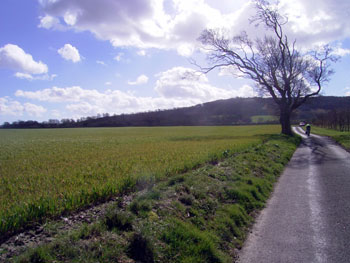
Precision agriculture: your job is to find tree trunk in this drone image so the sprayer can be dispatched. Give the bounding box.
[280,109,293,136]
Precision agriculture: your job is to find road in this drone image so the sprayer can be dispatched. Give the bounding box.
[237,127,350,263]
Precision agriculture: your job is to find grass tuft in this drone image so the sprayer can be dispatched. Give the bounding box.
[104,209,133,231]
[162,219,224,263]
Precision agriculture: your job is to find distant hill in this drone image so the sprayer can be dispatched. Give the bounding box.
[2,96,349,128]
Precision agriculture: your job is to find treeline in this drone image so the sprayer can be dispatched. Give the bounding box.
[1,96,349,129]
[1,97,279,128]
[313,109,350,131]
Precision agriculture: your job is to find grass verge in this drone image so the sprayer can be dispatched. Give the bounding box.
[12,134,300,263]
[311,126,350,151]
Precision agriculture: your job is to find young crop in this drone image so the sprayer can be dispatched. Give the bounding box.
[0,125,280,236]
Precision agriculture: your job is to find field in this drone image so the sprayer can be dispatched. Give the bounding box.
[10,129,300,263]
[0,125,280,235]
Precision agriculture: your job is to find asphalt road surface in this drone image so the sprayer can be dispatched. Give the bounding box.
[237,127,350,263]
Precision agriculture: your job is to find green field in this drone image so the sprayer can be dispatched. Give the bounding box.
[12,133,300,263]
[0,125,280,235]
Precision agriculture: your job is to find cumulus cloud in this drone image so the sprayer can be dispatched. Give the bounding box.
[0,44,48,74]
[0,97,46,117]
[23,103,47,117]
[38,15,63,30]
[274,0,350,47]
[38,0,350,55]
[37,0,243,56]
[332,46,350,57]
[155,66,256,101]
[57,44,81,62]
[14,71,255,118]
[128,74,149,85]
[15,85,188,117]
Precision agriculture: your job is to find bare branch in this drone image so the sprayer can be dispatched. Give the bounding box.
[195,0,337,135]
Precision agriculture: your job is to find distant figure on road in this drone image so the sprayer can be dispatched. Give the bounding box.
[305,124,311,136]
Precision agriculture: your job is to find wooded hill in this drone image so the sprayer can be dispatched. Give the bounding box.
[2,96,349,128]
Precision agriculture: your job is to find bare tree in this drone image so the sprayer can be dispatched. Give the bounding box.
[196,0,338,135]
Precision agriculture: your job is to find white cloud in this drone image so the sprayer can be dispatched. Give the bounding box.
[14,72,34,80]
[38,0,350,55]
[177,44,195,57]
[0,44,48,74]
[0,97,23,116]
[155,66,255,101]
[137,50,147,56]
[96,60,107,66]
[345,87,350,96]
[14,72,57,81]
[14,85,188,116]
[105,81,112,86]
[15,86,101,103]
[332,47,350,57]
[114,53,124,61]
[37,0,244,56]
[57,44,81,63]
[14,73,256,118]
[66,102,100,115]
[23,103,47,117]
[276,0,350,46]
[63,10,78,26]
[0,97,46,117]
[218,66,245,78]
[235,84,257,97]
[38,15,62,30]
[128,74,149,85]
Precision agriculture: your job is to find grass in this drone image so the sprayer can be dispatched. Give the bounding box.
[13,133,300,263]
[0,126,280,236]
[311,126,350,151]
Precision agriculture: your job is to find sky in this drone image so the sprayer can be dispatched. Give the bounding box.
[0,0,350,123]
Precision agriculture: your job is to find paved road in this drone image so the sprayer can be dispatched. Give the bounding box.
[237,127,350,263]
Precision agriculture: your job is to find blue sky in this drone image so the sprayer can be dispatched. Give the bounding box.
[1,0,349,123]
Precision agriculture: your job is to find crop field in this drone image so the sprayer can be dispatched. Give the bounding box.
[0,125,280,235]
